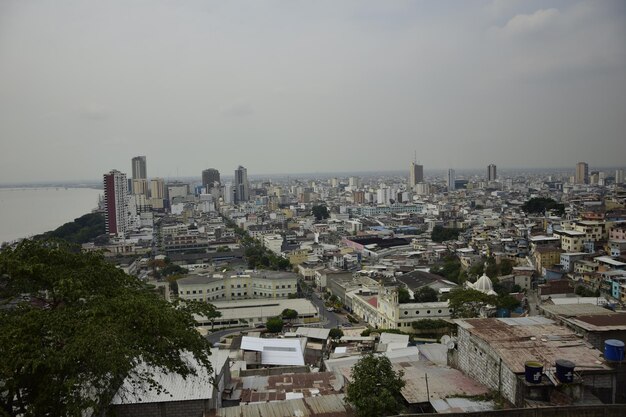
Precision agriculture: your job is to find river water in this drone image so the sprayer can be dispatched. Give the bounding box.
[0,187,103,244]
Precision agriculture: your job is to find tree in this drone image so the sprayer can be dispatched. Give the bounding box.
[36,212,105,244]
[0,240,220,417]
[521,197,565,216]
[499,259,514,276]
[329,328,344,340]
[346,354,406,417]
[495,294,521,311]
[281,308,298,320]
[431,225,462,243]
[448,288,496,318]
[413,287,439,302]
[397,287,411,304]
[266,316,284,333]
[311,205,330,221]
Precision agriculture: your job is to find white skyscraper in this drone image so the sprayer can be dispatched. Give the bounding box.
[448,169,456,191]
[103,170,130,237]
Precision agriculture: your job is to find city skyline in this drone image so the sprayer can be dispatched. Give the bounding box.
[0,1,624,183]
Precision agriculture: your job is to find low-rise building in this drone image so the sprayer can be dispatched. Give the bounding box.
[178,271,298,302]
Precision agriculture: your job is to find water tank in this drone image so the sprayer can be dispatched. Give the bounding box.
[524,361,543,384]
[555,359,575,383]
[604,339,625,362]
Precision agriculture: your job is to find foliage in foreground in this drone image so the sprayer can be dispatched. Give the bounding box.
[0,240,219,417]
[346,354,406,417]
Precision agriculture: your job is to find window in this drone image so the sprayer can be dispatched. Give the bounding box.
[404,311,408,315]
[438,309,441,313]
[192,290,196,294]
[416,311,420,315]
[427,310,431,314]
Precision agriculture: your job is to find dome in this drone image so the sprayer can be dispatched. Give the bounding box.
[474,273,497,295]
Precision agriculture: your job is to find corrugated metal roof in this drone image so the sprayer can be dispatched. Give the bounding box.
[216,394,352,417]
[431,397,495,413]
[111,349,229,404]
[240,336,305,366]
[296,327,331,340]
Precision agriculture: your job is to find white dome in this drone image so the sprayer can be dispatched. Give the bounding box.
[474,273,495,294]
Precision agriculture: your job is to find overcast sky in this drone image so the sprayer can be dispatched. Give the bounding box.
[0,0,624,182]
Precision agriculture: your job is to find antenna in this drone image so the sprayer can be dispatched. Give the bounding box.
[414,150,417,163]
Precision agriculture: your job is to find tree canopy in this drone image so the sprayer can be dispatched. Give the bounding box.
[0,240,219,417]
[311,205,330,221]
[413,287,439,302]
[397,287,411,304]
[281,308,298,320]
[346,353,406,417]
[35,212,105,244]
[448,288,495,318]
[266,316,284,333]
[431,225,462,243]
[522,197,565,216]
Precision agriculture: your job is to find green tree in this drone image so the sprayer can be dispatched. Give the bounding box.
[329,328,344,340]
[397,287,411,304]
[266,316,284,333]
[431,225,462,243]
[346,354,406,417]
[499,259,514,275]
[36,212,105,244]
[281,308,298,320]
[311,205,330,221]
[448,288,496,318]
[521,197,565,216]
[0,240,220,417]
[413,287,439,302]
[495,294,521,311]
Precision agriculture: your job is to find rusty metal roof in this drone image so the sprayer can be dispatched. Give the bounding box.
[566,313,626,331]
[216,394,352,417]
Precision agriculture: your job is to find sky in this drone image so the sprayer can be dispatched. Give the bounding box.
[0,0,624,183]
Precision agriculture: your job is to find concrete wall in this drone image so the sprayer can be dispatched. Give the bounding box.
[456,327,519,405]
[396,404,626,417]
[112,399,214,417]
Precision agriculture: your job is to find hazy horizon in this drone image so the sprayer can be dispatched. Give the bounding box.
[1,0,624,182]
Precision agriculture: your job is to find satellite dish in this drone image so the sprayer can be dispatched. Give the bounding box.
[447,341,456,350]
[441,335,451,345]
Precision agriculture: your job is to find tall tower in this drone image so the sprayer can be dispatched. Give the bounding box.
[131,156,147,180]
[575,162,589,184]
[409,162,423,189]
[202,168,221,191]
[616,169,624,185]
[448,169,456,192]
[234,166,249,204]
[488,164,497,181]
[103,170,130,237]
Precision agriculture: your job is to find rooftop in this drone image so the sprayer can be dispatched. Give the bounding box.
[455,317,611,374]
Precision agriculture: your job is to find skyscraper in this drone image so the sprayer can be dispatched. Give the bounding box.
[448,169,456,191]
[488,164,497,181]
[409,162,423,189]
[234,165,250,204]
[103,170,130,237]
[131,156,147,179]
[575,162,589,184]
[202,168,220,190]
[616,169,624,185]
[150,178,165,199]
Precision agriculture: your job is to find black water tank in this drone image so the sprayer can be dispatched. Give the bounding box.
[555,359,575,383]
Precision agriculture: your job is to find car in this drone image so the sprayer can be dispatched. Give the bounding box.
[341,322,353,327]
[255,323,266,329]
[326,307,334,312]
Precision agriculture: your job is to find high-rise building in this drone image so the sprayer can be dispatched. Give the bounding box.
[575,162,589,184]
[202,168,220,190]
[488,164,497,181]
[234,165,250,204]
[131,178,148,196]
[150,178,165,199]
[616,169,624,185]
[103,170,130,237]
[409,162,424,188]
[131,156,147,179]
[448,169,456,191]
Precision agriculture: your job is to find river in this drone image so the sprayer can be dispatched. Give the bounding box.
[0,187,103,244]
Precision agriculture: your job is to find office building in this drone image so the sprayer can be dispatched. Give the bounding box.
[131,156,147,180]
[448,169,456,191]
[131,178,148,196]
[103,170,130,237]
[234,165,250,204]
[576,162,589,184]
[202,168,220,191]
[409,162,423,188]
[488,164,497,181]
[150,178,165,199]
[616,169,624,185]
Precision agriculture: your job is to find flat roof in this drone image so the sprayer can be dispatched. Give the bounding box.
[540,303,614,317]
[594,256,626,266]
[565,313,626,332]
[240,336,305,366]
[456,318,611,373]
[216,394,352,417]
[196,298,318,322]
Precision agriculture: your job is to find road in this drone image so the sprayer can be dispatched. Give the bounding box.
[307,291,346,329]
[206,327,254,344]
